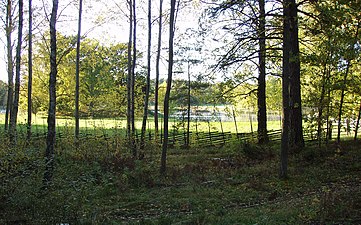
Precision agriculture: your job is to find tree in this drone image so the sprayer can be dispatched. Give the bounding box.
[75,0,83,143]
[27,0,33,143]
[0,81,7,108]
[140,0,152,150]
[288,0,304,149]
[154,0,163,142]
[280,0,292,180]
[5,0,14,131]
[257,0,268,144]
[160,0,176,175]
[43,0,58,186]
[9,0,23,145]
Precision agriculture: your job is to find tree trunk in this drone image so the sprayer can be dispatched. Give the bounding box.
[337,61,350,144]
[257,0,268,144]
[316,61,329,148]
[27,0,33,143]
[75,0,83,143]
[43,0,58,187]
[288,0,304,149]
[154,0,163,142]
[127,0,133,142]
[354,99,361,141]
[5,0,14,131]
[9,0,23,145]
[280,0,291,180]
[186,62,191,147]
[140,0,152,150]
[160,0,176,175]
[131,0,137,156]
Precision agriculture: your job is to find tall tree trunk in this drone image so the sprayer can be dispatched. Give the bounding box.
[140,0,152,150]
[131,0,137,156]
[5,0,14,131]
[75,0,83,143]
[160,0,176,175]
[27,0,33,143]
[288,0,304,149]
[257,0,268,144]
[127,0,133,142]
[43,0,58,186]
[154,0,163,142]
[280,0,291,180]
[9,0,24,145]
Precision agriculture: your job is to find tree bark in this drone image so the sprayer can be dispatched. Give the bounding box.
[257,0,268,144]
[75,0,83,143]
[140,0,152,150]
[127,0,133,142]
[280,0,291,180]
[5,0,14,131]
[27,0,33,143]
[131,0,137,156]
[288,0,304,149]
[43,0,58,186]
[154,0,163,142]
[9,0,24,145]
[160,0,176,175]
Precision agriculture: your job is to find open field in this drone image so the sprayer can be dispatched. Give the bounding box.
[0,113,282,135]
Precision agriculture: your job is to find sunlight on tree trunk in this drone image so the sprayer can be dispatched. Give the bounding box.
[75,0,83,145]
[27,0,33,144]
[43,0,58,187]
[161,0,176,176]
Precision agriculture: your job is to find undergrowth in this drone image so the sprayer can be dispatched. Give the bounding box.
[0,133,360,224]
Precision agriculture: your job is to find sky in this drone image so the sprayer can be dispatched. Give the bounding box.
[0,0,206,83]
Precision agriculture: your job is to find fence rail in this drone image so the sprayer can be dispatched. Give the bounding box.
[2,123,355,148]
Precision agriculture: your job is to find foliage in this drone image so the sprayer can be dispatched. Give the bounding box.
[0,80,7,109]
[20,33,146,118]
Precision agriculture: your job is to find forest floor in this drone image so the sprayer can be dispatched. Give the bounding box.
[0,135,360,224]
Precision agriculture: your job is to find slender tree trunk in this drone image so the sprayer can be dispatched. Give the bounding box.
[325,91,332,144]
[354,99,361,141]
[127,0,133,141]
[43,0,58,186]
[186,62,191,147]
[160,0,176,175]
[131,0,137,156]
[288,0,304,149]
[27,0,33,143]
[257,0,268,144]
[75,0,83,143]
[9,0,24,145]
[316,62,329,147]
[154,0,163,142]
[5,0,14,131]
[280,0,291,180]
[337,61,350,144]
[140,0,152,150]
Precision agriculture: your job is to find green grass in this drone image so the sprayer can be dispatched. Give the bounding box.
[0,130,360,224]
[0,113,282,135]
